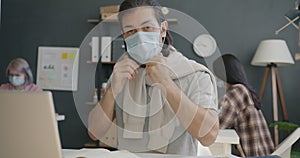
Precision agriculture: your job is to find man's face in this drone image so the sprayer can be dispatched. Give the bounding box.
[121,7,167,40]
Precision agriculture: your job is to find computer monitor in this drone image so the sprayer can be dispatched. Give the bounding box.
[0,91,63,158]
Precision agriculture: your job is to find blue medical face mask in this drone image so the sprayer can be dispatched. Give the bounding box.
[125,31,162,64]
[9,75,25,86]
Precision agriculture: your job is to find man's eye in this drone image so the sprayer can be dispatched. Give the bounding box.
[126,29,136,34]
[143,26,153,31]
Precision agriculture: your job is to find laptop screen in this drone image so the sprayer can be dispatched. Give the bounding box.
[0,91,63,158]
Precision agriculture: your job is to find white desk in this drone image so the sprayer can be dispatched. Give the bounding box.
[67,130,239,158]
[62,149,279,158]
[62,149,237,158]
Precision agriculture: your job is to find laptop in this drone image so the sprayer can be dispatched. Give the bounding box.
[0,91,63,158]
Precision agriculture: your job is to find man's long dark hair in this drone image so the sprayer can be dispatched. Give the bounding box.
[213,54,262,110]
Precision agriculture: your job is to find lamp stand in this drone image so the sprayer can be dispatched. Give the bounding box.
[258,64,289,146]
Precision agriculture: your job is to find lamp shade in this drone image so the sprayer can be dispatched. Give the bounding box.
[251,39,295,66]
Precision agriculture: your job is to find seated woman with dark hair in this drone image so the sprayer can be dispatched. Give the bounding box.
[0,58,42,91]
[213,54,274,157]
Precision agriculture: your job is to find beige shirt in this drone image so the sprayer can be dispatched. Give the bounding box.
[116,70,217,155]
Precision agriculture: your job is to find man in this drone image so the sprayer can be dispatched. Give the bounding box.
[88,0,219,155]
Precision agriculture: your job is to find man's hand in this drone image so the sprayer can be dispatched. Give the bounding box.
[146,53,172,85]
[111,54,139,95]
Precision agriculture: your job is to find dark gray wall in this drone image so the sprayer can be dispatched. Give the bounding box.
[1,0,299,150]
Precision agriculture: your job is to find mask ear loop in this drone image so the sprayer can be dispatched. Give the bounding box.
[160,23,169,57]
[159,23,167,47]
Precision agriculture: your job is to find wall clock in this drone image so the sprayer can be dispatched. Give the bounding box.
[193,34,217,57]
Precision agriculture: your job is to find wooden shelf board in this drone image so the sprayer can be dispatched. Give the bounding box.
[87,19,100,23]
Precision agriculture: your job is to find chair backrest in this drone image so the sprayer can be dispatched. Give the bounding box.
[271,128,300,158]
[197,141,212,156]
[208,129,240,156]
[197,129,240,156]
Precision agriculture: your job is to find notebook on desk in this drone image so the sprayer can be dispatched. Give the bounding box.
[0,91,63,158]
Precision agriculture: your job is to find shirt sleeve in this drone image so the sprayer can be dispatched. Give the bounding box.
[178,71,217,110]
[218,96,237,129]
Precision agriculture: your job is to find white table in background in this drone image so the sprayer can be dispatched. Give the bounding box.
[56,113,65,121]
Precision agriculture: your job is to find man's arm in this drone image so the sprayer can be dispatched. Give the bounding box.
[88,55,139,140]
[162,79,219,146]
[88,86,116,140]
[146,54,219,146]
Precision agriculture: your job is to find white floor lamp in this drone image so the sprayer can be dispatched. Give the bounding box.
[251,39,294,146]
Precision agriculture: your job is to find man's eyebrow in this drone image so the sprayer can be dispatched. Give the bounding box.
[140,20,154,26]
[122,20,156,29]
[123,24,134,29]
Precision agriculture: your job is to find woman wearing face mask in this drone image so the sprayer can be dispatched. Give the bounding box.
[0,58,42,91]
[88,0,219,155]
[213,54,274,157]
